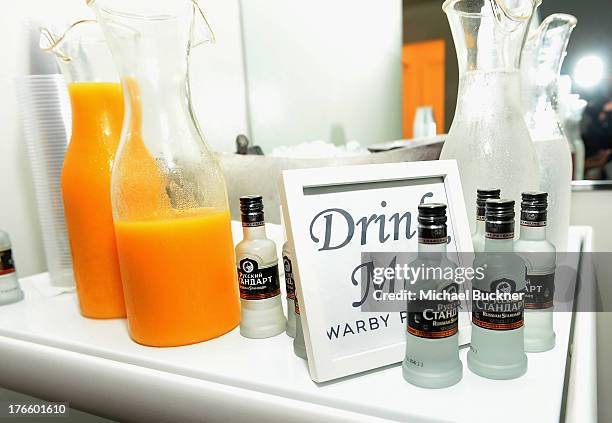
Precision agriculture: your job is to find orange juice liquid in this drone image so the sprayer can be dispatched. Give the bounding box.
[62,82,126,318]
[114,208,240,347]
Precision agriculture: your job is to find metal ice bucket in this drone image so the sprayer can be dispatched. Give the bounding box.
[218,136,444,223]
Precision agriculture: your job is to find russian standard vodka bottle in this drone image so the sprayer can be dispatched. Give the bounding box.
[515,192,556,352]
[403,204,462,388]
[0,230,24,306]
[236,196,286,338]
[293,296,307,359]
[472,188,501,253]
[282,241,297,338]
[468,199,527,379]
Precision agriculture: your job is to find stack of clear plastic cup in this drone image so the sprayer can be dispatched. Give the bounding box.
[15,74,75,288]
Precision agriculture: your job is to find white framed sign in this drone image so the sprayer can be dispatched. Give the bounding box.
[280,160,473,382]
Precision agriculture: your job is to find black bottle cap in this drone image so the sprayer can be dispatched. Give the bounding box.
[240,195,265,226]
[485,198,515,239]
[476,188,501,219]
[418,203,447,244]
[477,188,501,200]
[521,191,548,226]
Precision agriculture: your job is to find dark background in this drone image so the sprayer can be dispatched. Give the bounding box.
[403,0,612,132]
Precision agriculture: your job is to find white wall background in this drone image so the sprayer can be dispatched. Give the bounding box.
[0,1,87,278]
[240,0,403,153]
[1,0,404,276]
[190,0,250,153]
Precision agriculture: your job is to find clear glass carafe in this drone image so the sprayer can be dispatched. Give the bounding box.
[562,95,587,180]
[440,0,541,233]
[87,0,240,346]
[40,21,126,318]
[521,14,577,252]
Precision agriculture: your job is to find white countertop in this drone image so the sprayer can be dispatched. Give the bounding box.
[0,226,597,423]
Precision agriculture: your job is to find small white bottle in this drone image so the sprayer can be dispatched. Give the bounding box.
[468,199,528,380]
[282,241,297,338]
[236,196,286,339]
[293,295,307,360]
[515,192,556,352]
[472,188,501,253]
[402,203,462,388]
[0,230,25,306]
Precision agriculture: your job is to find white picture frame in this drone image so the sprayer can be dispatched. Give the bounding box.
[280,160,473,382]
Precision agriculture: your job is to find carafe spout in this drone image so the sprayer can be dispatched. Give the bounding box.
[521,14,577,140]
[191,0,215,46]
[489,0,541,32]
[86,0,214,48]
[39,20,95,63]
[39,20,119,83]
[525,14,577,82]
[443,0,541,72]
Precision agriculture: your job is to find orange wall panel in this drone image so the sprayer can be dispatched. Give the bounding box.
[402,39,445,138]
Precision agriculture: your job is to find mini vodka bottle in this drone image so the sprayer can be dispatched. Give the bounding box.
[236,196,286,338]
[468,199,527,379]
[515,192,556,352]
[282,241,297,338]
[472,188,501,253]
[293,295,307,359]
[402,203,462,388]
[0,230,25,306]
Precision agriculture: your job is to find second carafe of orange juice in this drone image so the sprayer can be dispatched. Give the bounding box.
[90,0,240,346]
[40,22,126,318]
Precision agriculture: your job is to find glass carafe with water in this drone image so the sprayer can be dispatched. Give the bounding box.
[563,94,587,180]
[521,14,577,252]
[440,0,541,233]
[87,0,240,346]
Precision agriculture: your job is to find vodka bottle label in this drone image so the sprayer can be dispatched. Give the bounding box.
[472,278,525,330]
[0,249,15,276]
[294,296,300,315]
[237,258,281,300]
[418,223,447,244]
[409,203,458,338]
[485,222,514,239]
[519,191,555,310]
[283,255,296,300]
[241,215,265,227]
[520,218,547,227]
[525,272,555,309]
[407,283,459,338]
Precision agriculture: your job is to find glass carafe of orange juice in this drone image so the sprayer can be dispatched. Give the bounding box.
[88,0,240,346]
[40,22,126,318]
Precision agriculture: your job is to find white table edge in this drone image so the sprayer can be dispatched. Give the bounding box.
[0,226,598,423]
[0,334,398,423]
[564,226,598,423]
